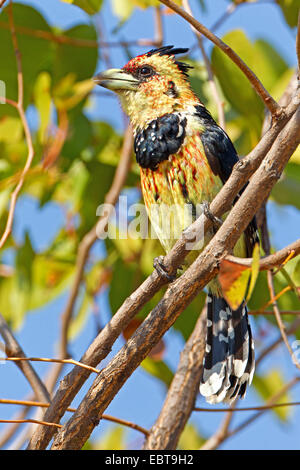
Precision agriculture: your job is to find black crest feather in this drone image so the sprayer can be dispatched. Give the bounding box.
[146,45,192,77]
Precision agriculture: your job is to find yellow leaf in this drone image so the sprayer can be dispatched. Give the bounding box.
[218,258,251,310]
[246,243,260,302]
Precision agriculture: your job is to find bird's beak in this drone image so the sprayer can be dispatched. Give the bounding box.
[93,68,139,92]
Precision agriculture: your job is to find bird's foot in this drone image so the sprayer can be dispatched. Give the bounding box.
[153,256,176,282]
[202,202,223,231]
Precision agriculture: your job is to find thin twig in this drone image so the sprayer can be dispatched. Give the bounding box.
[249,310,300,316]
[0,399,149,436]
[0,21,160,49]
[194,402,300,412]
[158,0,282,118]
[0,419,62,429]
[2,357,100,374]
[182,0,225,129]
[0,2,35,250]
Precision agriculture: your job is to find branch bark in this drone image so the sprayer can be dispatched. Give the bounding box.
[143,307,207,450]
[49,105,300,450]
[26,87,299,449]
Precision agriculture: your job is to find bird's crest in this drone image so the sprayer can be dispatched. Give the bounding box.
[145,45,192,77]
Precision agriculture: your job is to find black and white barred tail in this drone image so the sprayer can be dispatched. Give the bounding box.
[200,293,255,404]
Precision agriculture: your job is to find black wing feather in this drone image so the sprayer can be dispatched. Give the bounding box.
[195,104,259,256]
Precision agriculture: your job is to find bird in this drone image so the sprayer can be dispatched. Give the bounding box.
[93,45,258,404]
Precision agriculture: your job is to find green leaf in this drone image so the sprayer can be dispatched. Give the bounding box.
[60,0,103,15]
[178,423,205,450]
[62,113,93,164]
[111,0,134,20]
[29,255,75,311]
[277,0,300,27]
[141,357,174,388]
[271,161,300,210]
[0,188,11,219]
[173,292,206,341]
[0,117,23,143]
[253,39,288,91]
[110,0,161,20]
[246,243,260,302]
[292,258,300,286]
[109,257,139,314]
[95,426,126,450]
[79,160,116,235]
[252,369,292,421]
[211,30,264,133]
[68,291,92,339]
[33,72,52,144]
[0,232,35,327]
[16,232,35,291]
[0,4,53,115]
[211,32,289,140]
[247,270,270,311]
[53,24,98,85]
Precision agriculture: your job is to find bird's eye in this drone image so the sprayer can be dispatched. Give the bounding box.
[138,66,154,78]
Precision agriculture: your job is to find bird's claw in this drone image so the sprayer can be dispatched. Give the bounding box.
[202,202,223,230]
[153,256,176,282]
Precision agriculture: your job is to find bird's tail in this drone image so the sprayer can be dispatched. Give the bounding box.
[200,293,255,404]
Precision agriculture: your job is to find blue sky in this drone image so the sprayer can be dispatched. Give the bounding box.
[0,0,299,450]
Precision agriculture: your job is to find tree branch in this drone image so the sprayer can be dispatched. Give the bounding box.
[49,105,300,450]
[225,238,300,270]
[0,399,149,437]
[143,307,207,450]
[158,0,282,118]
[27,87,299,449]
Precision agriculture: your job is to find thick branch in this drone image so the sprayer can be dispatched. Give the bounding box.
[49,106,300,450]
[143,308,207,450]
[27,91,299,450]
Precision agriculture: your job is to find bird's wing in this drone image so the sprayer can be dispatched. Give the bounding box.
[195,104,259,256]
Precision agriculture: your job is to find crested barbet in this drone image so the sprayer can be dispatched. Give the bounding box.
[94,46,258,404]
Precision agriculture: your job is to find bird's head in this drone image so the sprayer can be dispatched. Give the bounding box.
[94,46,198,129]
